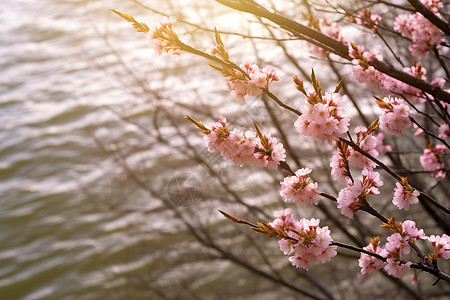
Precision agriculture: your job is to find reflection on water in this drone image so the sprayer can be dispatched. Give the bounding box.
[0,0,170,299]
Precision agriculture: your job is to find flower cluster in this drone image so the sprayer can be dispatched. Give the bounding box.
[330,125,380,182]
[270,209,337,270]
[376,96,412,136]
[146,16,181,56]
[348,44,445,100]
[192,115,286,169]
[359,237,388,274]
[294,91,350,144]
[348,43,389,93]
[383,220,426,277]
[337,170,383,218]
[305,15,344,58]
[439,124,450,139]
[360,220,427,278]
[420,144,446,178]
[393,0,444,56]
[280,168,319,207]
[386,61,444,104]
[349,126,379,170]
[330,143,350,181]
[428,234,450,260]
[347,9,382,32]
[224,61,280,103]
[392,178,420,210]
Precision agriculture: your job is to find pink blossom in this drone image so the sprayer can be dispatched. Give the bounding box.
[253,133,286,169]
[402,220,426,240]
[351,64,388,93]
[348,126,379,170]
[204,115,230,152]
[330,147,349,182]
[431,77,445,88]
[220,129,256,165]
[224,79,247,103]
[146,16,181,56]
[202,116,285,169]
[337,170,383,218]
[224,61,280,103]
[394,0,444,57]
[307,18,344,58]
[337,183,364,219]
[270,208,297,231]
[280,168,319,206]
[420,144,446,173]
[386,233,410,255]
[270,211,338,270]
[384,259,411,278]
[390,62,428,103]
[270,211,338,269]
[359,239,388,274]
[428,234,450,259]
[392,182,420,210]
[385,62,446,104]
[438,124,450,139]
[287,218,337,270]
[295,92,350,144]
[357,11,382,32]
[348,9,382,33]
[414,128,425,136]
[378,96,412,136]
[348,44,389,93]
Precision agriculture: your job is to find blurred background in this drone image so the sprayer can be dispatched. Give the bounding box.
[0,0,448,299]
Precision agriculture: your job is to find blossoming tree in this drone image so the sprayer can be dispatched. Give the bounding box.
[110,0,449,298]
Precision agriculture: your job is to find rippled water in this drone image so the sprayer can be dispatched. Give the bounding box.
[0,1,168,298]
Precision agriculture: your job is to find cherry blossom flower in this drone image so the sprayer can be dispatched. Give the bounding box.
[384,259,412,278]
[337,170,383,218]
[146,16,181,56]
[386,233,410,255]
[394,0,444,57]
[270,208,297,231]
[270,210,337,270]
[220,129,256,165]
[414,125,425,136]
[348,9,382,32]
[347,126,379,171]
[438,124,450,139]
[280,168,319,206]
[377,96,412,136]
[295,92,350,144]
[305,15,344,58]
[428,234,450,260]
[224,61,280,103]
[348,44,389,93]
[402,220,426,241]
[383,62,446,103]
[192,116,285,169]
[330,146,349,182]
[392,181,420,210]
[420,144,446,173]
[359,237,388,274]
[253,133,286,169]
[203,115,230,152]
